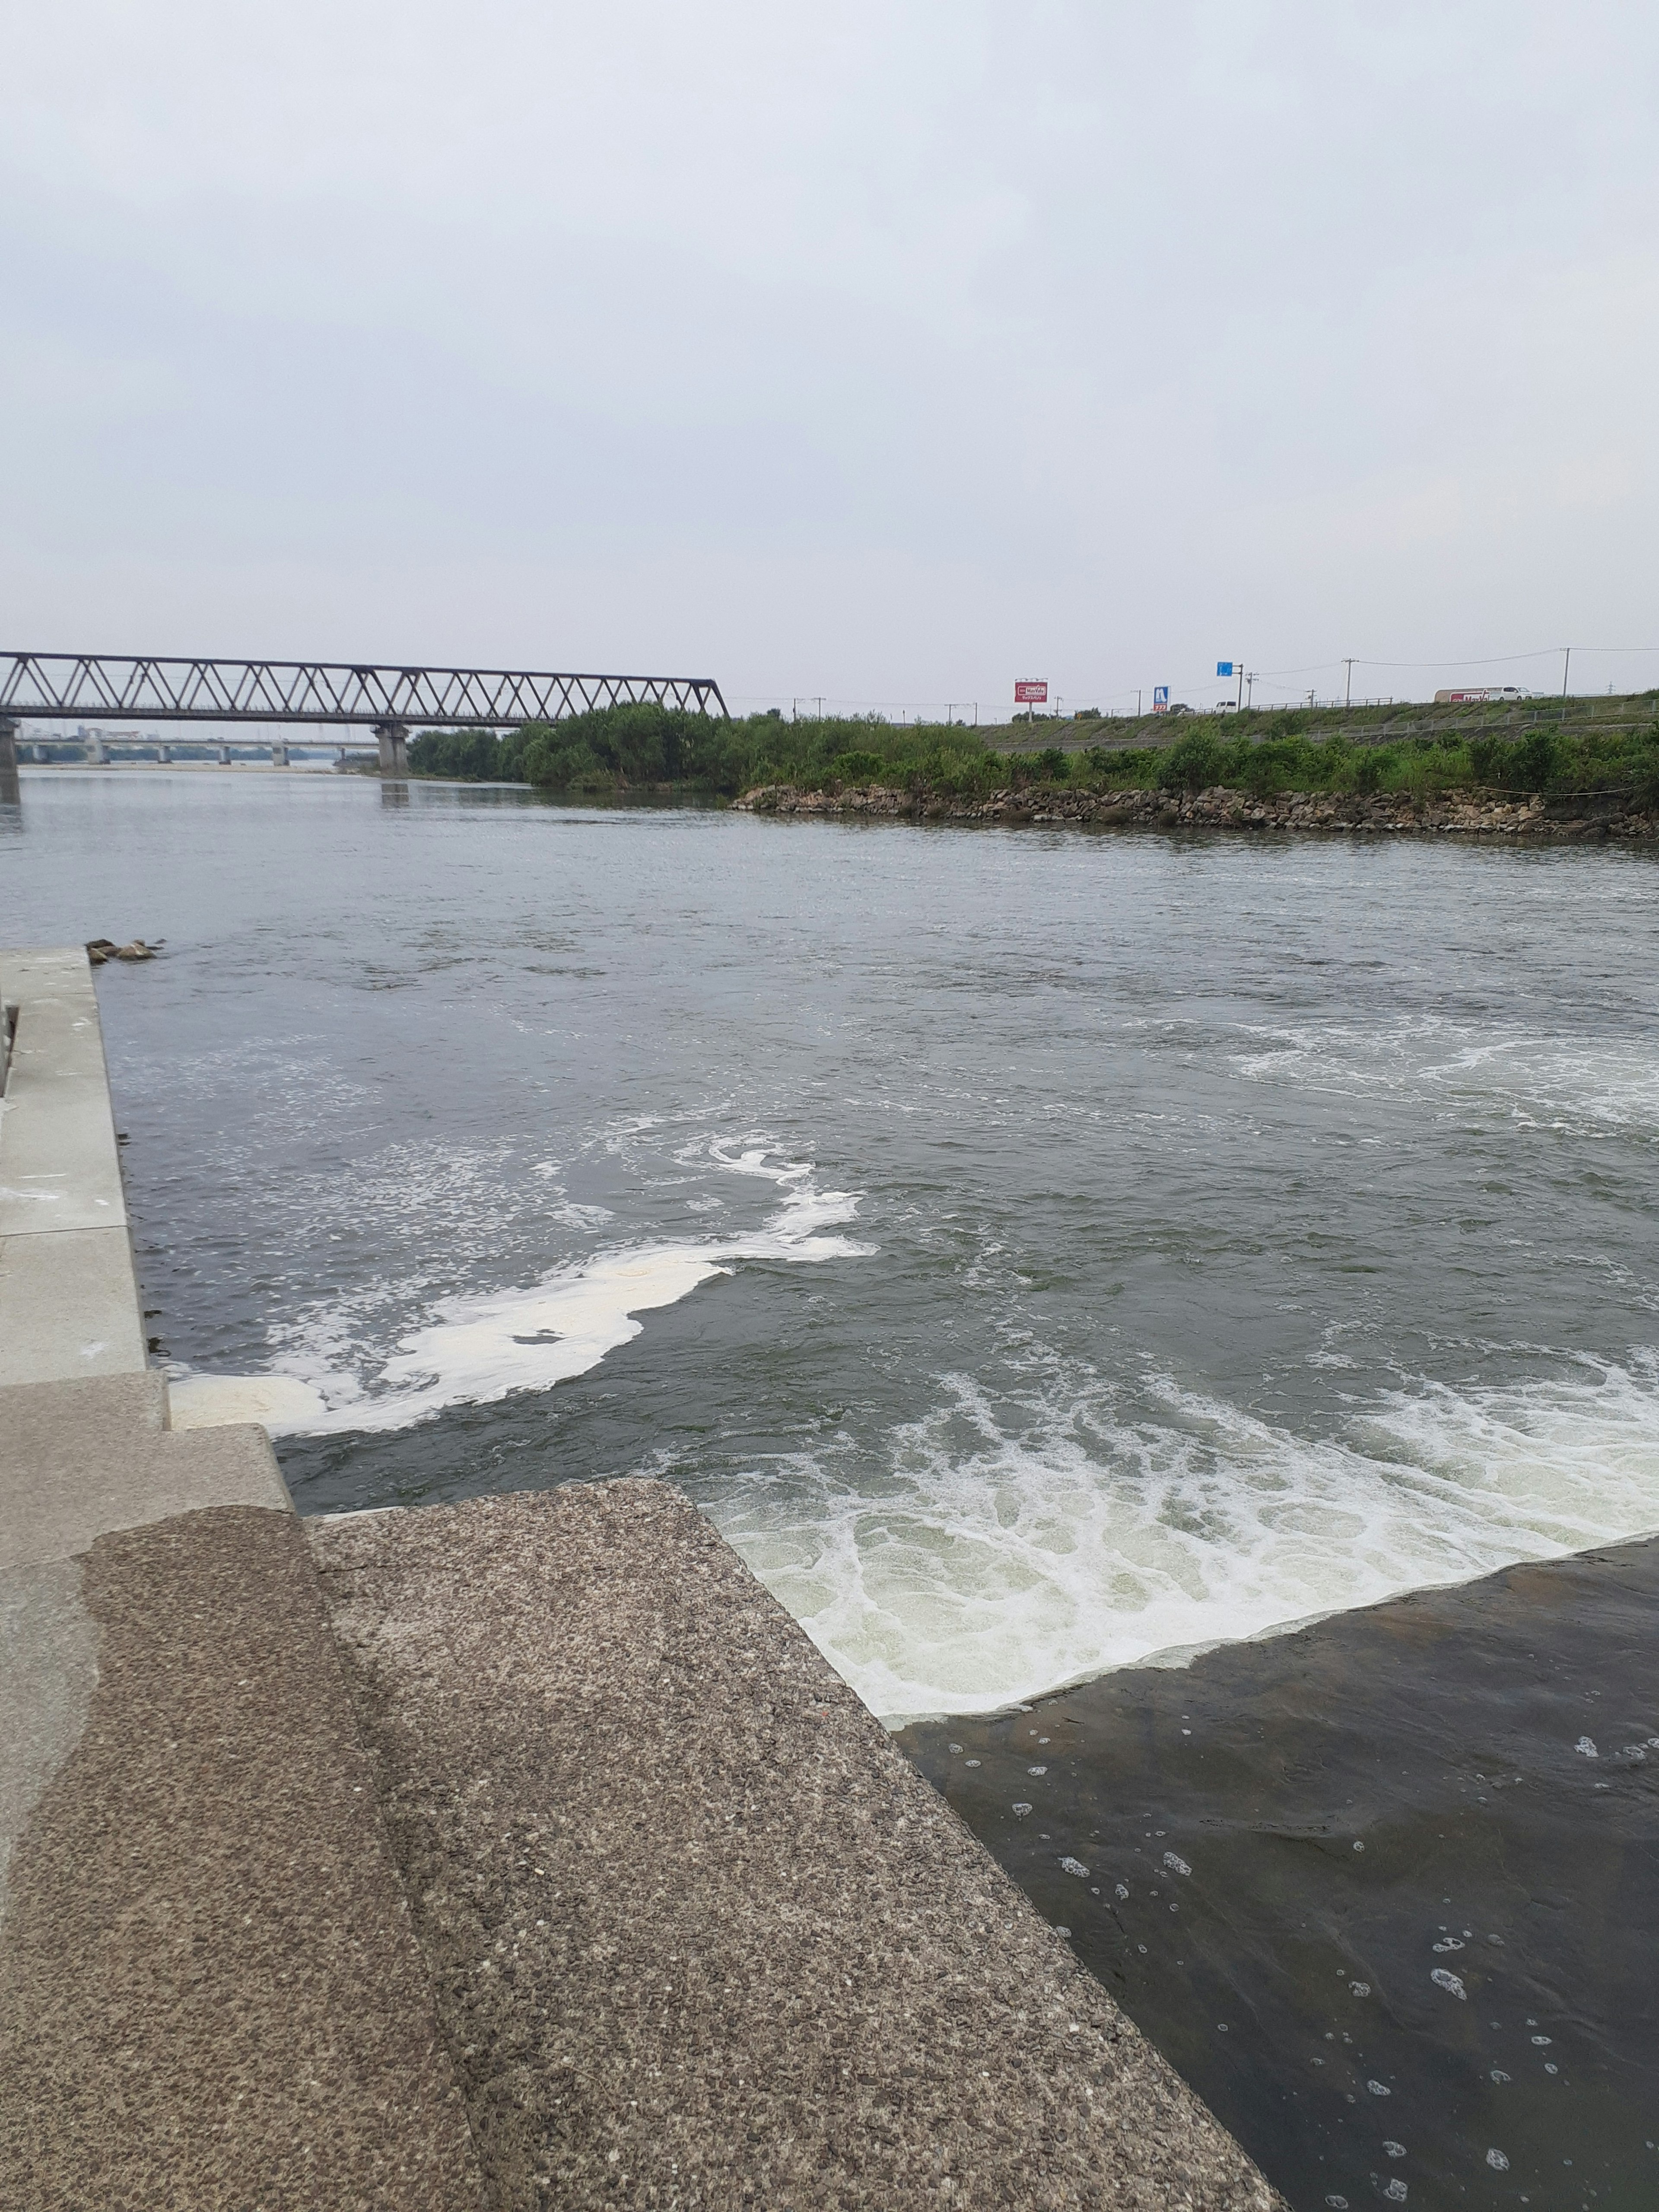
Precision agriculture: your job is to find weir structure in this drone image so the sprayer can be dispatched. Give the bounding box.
[0,650,730,790]
[0,947,1279,2212]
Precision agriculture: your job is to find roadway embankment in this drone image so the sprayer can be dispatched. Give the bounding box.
[0,945,1281,2210]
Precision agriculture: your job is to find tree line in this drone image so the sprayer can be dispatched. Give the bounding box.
[406,700,1659,805]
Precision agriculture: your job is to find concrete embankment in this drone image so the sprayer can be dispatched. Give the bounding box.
[0,947,1281,2209]
[737,782,1659,840]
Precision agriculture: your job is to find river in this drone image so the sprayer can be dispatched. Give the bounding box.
[4,767,1656,2206]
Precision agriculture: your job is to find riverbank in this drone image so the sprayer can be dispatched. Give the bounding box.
[735,780,1659,840]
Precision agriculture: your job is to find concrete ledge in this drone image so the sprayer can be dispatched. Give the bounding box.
[0,1373,292,1572]
[0,949,130,1234]
[0,1507,483,2209]
[0,1228,147,1387]
[0,947,146,1391]
[311,1482,1280,2211]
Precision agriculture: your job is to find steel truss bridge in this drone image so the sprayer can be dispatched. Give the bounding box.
[0,651,728,779]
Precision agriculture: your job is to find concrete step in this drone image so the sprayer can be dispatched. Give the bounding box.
[0,1378,483,2210]
[309,1480,1281,2211]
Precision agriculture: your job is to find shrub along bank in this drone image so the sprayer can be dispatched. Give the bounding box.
[406,700,1659,807]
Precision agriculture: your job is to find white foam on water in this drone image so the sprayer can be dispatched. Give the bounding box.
[190,1145,873,1435]
[1231,1017,1659,1140]
[710,1351,1659,1725]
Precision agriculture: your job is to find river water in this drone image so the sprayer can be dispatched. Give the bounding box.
[5,769,1657,2206]
[4,770,1656,1719]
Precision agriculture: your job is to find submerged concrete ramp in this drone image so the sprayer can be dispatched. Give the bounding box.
[311,1481,1279,2211]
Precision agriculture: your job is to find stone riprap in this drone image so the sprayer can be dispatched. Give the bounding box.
[309,1481,1281,2212]
[736,782,1659,840]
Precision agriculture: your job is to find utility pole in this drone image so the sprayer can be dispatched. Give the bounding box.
[1245,671,1257,709]
[1561,646,1571,698]
[1343,658,1354,709]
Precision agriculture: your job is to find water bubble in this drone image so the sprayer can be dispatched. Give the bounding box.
[1115,1883,1129,1900]
[1491,2069,1510,2084]
[1432,1938,1465,1953]
[1382,2141,1406,2158]
[1353,1841,1365,1851]
[1028,1765,1047,1777]
[1012,1803,1033,1818]
[1367,2081,1392,2097]
[1325,2197,1349,2209]
[964,1759,981,1768]
[1163,1851,1192,1878]
[1383,2183,1407,2203]
[1575,1737,1599,1758]
[1055,1925,1071,1938]
[948,1743,963,1754]
[1060,1857,1089,1878]
[1216,2022,1229,2033]
[1545,2063,1557,2074]
[1486,2148,1510,2171]
[1350,1982,1371,1997]
[1431,1969,1466,2000]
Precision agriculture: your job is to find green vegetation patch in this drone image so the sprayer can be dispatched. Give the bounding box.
[407,702,1659,807]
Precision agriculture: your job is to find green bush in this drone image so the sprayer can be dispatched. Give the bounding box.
[407,728,525,780]
[1158,731,1225,792]
[833,749,886,785]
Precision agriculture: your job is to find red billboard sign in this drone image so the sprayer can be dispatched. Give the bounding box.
[1014,679,1048,704]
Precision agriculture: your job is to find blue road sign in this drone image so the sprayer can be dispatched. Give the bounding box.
[1216,661,1234,677]
[1153,686,1170,710]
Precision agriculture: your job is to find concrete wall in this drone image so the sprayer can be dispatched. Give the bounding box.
[0,949,147,1389]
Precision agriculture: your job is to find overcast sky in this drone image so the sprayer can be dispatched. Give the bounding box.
[5,1,1657,714]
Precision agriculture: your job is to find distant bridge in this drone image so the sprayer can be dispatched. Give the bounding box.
[0,651,729,781]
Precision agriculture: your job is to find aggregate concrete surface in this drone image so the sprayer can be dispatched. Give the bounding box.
[0,1506,483,2212]
[0,1371,290,1571]
[309,1481,1281,2212]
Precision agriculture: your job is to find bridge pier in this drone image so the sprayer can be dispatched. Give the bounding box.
[157,744,172,765]
[270,741,289,769]
[0,717,18,805]
[217,744,232,766]
[374,720,410,777]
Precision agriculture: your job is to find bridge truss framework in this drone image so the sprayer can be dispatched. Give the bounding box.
[0,652,728,731]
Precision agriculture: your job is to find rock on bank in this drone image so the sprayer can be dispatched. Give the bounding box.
[735,783,1659,839]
